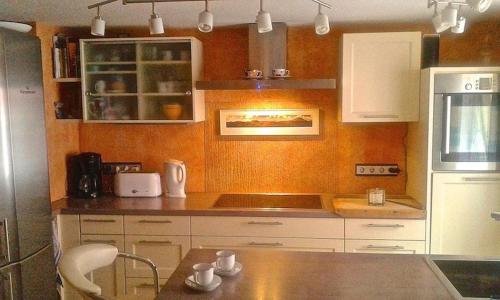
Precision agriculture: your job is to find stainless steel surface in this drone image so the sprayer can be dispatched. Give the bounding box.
[82,239,117,244]
[249,23,287,78]
[138,220,172,224]
[196,78,336,90]
[117,252,160,295]
[247,221,283,225]
[434,73,499,94]
[247,242,283,247]
[361,114,399,119]
[426,255,500,300]
[137,240,173,245]
[365,223,404,228]
[82,219,116,223]
[362,245,405,251]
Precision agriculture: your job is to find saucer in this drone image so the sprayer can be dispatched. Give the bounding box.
[243,76,263,80]
[211,261,243,277]
[271,75,292,79]
[185,274,222,292]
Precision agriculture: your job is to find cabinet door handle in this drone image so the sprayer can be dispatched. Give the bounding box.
[365,224,404,228]
[444,95,452,154]
[361,245,405,251]
[492,212,500,221]
[82,239,116,244]
[462,177,500,182]
[138,220,172,224]
[247,221,283,225]
[82,219,116,223]
[138,240,172,245]
[248,242,283,247]
[136,283,156,288]
[361,114,399,119]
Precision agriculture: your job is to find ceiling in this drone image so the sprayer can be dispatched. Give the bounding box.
[1,0,499,28]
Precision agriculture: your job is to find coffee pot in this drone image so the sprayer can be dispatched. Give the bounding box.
[164,159,186,198]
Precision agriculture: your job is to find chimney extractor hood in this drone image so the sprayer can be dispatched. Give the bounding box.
[196,22,335,91]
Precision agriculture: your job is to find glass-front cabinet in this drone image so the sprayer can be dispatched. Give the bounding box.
[80,37,204,123]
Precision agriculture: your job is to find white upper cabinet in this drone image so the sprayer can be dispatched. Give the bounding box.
[340,32,421,122]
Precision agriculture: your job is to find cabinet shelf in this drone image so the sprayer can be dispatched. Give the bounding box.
[142,92,187,97]
[87,71,137,75]
[89,93,138,97]
[139,60,190,65]
[86,61,136,65]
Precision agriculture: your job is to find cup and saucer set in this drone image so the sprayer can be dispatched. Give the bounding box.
[185,250,243,292]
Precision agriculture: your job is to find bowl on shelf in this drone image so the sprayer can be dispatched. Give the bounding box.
[162,103,183,120]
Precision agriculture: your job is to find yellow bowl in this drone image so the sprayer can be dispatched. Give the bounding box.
[162,104,183,120]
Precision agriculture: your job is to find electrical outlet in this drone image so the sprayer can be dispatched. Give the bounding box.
[355,164,400,176]
[102,162,142,175]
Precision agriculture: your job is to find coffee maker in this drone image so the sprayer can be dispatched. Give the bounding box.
[68,152,103,198]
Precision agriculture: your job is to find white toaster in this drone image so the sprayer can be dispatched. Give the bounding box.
[114,172,162,197]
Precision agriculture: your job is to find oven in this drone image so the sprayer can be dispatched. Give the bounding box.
[432,72,499,171]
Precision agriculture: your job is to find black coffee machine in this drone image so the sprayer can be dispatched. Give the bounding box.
[68,152,102,198]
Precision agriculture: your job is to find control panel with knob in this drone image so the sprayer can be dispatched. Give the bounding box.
[355,164,400,176]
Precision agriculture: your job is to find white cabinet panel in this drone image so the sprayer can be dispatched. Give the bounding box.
[124,215,190,235]
[125,235,190,278]
[345,219,425,240]
[80,215,124,235]
[191,216,344,239]
[431,173,500,256]
[341,32,421,122]
[192,236,344,253]
[345,239,425,254]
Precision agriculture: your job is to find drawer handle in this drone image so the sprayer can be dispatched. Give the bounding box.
[361,245,405,251]
[361,114,399,119]
[136,283,156,288]
[138,220,173,224]
[82,219,116,223]
[365,224,404,228]
[247,221,283,225]
[248,242,283,247]
[138,240,172,245]
[82,239,116,244]
[462,177,500,182]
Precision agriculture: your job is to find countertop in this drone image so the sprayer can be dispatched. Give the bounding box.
[158,249,453,300]
[52,193,425,219]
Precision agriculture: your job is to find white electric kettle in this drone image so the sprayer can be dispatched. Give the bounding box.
[164,159,186,198]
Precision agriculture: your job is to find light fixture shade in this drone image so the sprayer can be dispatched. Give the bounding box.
[149,14,164,35]
[315,13,330,35]
[451,16,466,33]
[467,0,492,12]
[442,4,458,27]
[256,11,272,33]
[91,16,105,36]
[198,10,213,32]
[432,13,450,33]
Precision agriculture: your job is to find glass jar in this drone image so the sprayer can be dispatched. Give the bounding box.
[367,188,385,206]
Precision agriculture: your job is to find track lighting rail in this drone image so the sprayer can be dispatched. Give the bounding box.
[427,0,470,8]
[89,0,332,9]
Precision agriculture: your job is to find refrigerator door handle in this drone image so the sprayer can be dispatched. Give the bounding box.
[492,211,500,221]
[0,219,10,265]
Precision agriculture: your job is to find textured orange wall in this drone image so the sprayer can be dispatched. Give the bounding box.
[35,23,81,202]
[74,19,499,195]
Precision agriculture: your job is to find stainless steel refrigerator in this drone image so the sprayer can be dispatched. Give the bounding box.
[0,28,58,299]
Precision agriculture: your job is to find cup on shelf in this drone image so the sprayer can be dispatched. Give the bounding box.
[245,69,263,79]
[272,68,290,77]
[110,49,121,62]
[180,50,190,61]
[158,81,176,93]
[192,263,214,286]
[216,250,235,272]
[162,103,183,120]
[162,50,174,61]
[94,80,106,93]
[93,53,104,62]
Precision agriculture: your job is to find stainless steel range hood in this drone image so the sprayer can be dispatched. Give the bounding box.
[196,23,335,91]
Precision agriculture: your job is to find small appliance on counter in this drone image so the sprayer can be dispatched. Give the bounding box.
[165,159,187,198]
[68,152,103,198]
[114,172,162,197]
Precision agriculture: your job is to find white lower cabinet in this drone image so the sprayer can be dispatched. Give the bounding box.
[126,277,168,298]
[192,236,344,252]
[345,240,425,254]
[124,235,190,279]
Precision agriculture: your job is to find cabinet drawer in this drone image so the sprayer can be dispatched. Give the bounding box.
[81,234,124,251]
[345,219,425,240]
[192,236,344,253]
[126,277,168,298]
[80,215,124,235]
[191,217,344,239]
[345,240,425,254]
[125,235,190,279]
[124,216,190,235]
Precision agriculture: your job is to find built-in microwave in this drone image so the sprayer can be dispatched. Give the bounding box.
[432,72,499,171]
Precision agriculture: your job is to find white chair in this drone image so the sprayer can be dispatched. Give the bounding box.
[58,244,160,300]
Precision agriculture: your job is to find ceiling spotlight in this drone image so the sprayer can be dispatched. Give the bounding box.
[431,5,449,33]
[467,0,492,13]
[91,6,105,36]
[256,0,272,33]
[198,0,213,32]
[442,3,458,27]
[314,4,330,35]
[149,1,164,35]
[451,16,466,33]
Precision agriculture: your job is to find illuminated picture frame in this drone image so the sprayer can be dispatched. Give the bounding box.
[219,109,320,136]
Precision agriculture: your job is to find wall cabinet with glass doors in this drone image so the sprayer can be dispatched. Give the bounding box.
[80,37,204,123]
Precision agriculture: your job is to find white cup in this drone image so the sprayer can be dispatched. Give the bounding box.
[216,250,235,271]
[193,263,214,286]
[272,69,290,77]
[162,50,173,61]
[94,80,106,93]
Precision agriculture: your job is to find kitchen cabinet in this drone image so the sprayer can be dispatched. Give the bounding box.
[126,277,168,298]
[80,214,124,234]
[340,32,421,122]
[80,37,204,123]
[345,240,425,254]
[431,173,500,256]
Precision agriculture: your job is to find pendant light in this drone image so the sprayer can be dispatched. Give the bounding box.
[256,0,272,33]
[314,4,330,35]
[432,5,449,33]
[198,0,213,32]
[442,3,458,27]
[149,1,164,35]
[451,16,466,33]
[467,0,492,13]
[91,5,106,36]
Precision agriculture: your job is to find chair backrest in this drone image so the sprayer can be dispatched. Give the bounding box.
[58,244,118,296]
